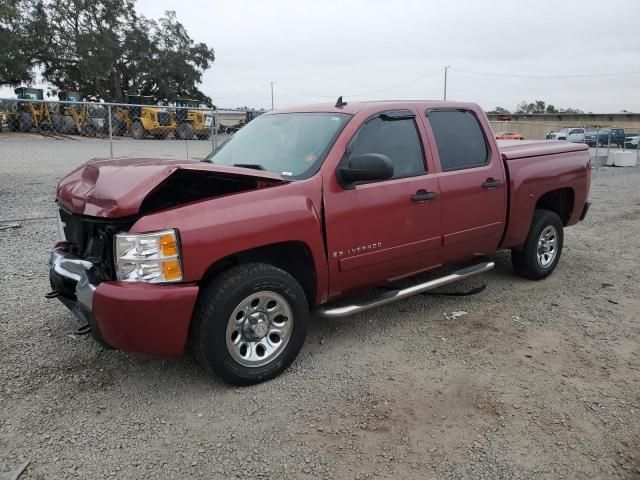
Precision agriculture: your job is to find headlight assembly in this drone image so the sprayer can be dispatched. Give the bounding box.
[114,229,183,283]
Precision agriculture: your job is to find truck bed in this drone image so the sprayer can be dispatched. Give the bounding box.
[498,139,589,160]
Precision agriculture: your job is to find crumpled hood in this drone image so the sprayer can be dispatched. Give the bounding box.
[57,157,286,218]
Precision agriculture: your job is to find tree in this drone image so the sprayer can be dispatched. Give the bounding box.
[487,106,510,114]
[558,107,584,114]
[516,100,583,115]
[9,0,215,104]
[0,0,46,85]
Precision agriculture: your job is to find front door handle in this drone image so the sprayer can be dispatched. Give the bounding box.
[411,189,437,202]
[481,178,501,189]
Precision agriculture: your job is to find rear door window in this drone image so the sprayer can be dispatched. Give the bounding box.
[427,110,489,171]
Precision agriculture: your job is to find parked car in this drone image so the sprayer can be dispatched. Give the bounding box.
[624,134,638,149]
[546,127,586,143]
[49,100,592,385]
[495,131,524,140]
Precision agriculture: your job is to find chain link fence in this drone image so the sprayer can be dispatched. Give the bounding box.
[490,120,640,166]
[1,101,638,224]
[0,97,263,222]
[0,96,263,169]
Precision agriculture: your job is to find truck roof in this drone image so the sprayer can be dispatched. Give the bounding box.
[273,100,482,116]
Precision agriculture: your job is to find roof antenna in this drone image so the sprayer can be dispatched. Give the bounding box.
[335,96,347,108]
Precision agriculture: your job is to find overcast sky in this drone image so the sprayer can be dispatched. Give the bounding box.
[4,0,638,112]
[133,0,640,112]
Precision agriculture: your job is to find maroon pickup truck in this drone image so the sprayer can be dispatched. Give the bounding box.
[49,100,591,385]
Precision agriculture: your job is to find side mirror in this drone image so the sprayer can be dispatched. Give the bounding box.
[338,153,394,185]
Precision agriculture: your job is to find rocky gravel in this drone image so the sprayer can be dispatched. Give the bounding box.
[0,139,639,479]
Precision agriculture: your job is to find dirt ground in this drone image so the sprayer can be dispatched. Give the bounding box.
[0,148,639,479]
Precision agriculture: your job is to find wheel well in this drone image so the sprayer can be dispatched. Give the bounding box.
[200,242,317,304]
[535,188,574,225]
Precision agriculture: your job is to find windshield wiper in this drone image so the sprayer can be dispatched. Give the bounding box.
[232,163,265,171]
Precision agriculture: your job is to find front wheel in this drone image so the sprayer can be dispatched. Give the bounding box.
[192,263,309,385]
[512,209,564,280]
[131,120,146,139]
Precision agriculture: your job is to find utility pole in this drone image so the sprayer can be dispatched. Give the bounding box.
[443,66,450,101]
[270,81,275,110]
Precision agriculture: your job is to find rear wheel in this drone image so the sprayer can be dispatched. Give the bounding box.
[512,209,564,280]
[196,132,210,140]
[19,111,33,132]
[192,263,309,385]
[131,120,146,139]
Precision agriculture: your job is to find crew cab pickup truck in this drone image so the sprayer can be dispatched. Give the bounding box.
[49,100,592,385]
[546,127,586,143]
[584,128,626,148]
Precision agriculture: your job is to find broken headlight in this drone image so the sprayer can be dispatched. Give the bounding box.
[114,229,183,283]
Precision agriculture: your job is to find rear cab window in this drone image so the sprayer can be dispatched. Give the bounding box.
[426,110,489,171]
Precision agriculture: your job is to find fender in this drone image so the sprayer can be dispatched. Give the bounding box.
[131,174,330,304]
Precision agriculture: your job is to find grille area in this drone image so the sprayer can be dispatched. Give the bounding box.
[59,206,136,281]
[157,111,172,126]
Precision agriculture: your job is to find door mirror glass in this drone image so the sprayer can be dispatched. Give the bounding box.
[338,153,394,184]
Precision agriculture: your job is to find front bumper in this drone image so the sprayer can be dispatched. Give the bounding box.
[49,244,199,357]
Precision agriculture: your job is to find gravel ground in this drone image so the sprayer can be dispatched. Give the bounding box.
[0,137,639,479]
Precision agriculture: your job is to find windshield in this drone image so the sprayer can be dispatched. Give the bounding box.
[20,90,43,100]
[205,112,351,179]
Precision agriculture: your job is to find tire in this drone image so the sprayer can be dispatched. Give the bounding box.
[82,122,98,137]
[192,263,309,385]
[512,209,564,280]
[131,120,145,139]
[61,116,75,134]
[177,122,194,140]
[196,132,211,141]
[7,115,17,132]
[51,113,63,133]
[19,111,33,132]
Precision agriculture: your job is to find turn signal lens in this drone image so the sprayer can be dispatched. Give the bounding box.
[162,259,182,281]
[160,234,178,257]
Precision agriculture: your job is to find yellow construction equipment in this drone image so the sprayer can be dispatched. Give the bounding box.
[173,98,213,140]
[51,91,99,136]
[111,95,176,139]
[7,87,53,132]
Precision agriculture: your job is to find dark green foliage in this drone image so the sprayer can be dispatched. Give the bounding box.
[1,0,215,104]
[516,100,583,115]
[487,106,510,114]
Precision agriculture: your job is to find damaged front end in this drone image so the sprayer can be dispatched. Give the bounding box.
[48,207,136,343]
[49,159,286,345]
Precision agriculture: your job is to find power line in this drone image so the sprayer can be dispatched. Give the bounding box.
[279,67,444,99]
[449,67,640,79]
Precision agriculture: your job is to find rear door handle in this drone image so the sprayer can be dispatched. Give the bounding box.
[481,178,501,189]
[411,190,437,202]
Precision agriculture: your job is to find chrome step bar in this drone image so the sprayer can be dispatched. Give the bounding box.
[317,261,494,318]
